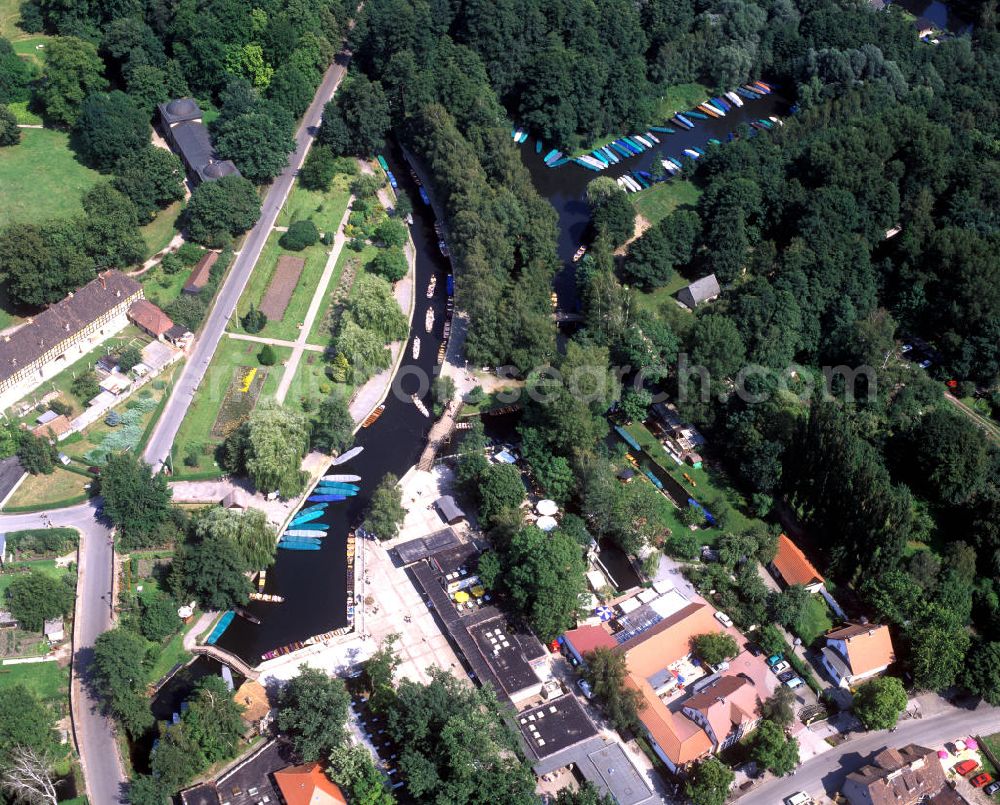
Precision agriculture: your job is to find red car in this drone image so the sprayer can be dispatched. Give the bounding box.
[954,759,979,776]
[970,772,993,788]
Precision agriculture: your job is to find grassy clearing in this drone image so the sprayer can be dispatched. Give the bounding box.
[632,179,701,226]
[173,336,290,466]
[277,175,352,234]
[654,82,713,120]
[4,468,90,509]
[145,626,192,686]
[794,595,834,646]
[0,660,69,704]
[231,231,331,342]
[0,129,102,228]
[633,273,689,316]
[8,100,42,125]
[140,258,194,312]
[140,201,183,258]
[622,420,756,533]
[0,559,68,598]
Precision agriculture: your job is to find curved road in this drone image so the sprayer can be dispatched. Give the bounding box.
[144,51,352,470]
[739,701,1000,804]
[0,502,123,804]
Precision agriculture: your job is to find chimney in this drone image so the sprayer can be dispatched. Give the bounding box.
[64,322,70,332]
[116,290,121,298]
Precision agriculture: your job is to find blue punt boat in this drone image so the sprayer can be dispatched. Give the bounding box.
[632,172,649,188]
[308,494,349,502]
[535,140,543,153]
[624,137,644,152]
[317,481,360,491]
[205,611,235,645]
[290,510,324,525]
[419,187,430,205]
[675,114,695,129]
[549,158,570,167]
[376,155,389,171]
[602,146,619,163]
[278,542,321,551]
[286,523,328,532]
[543,149,559,162]
[686,110,709,120]
[591,150,609,166]
[650,126,675,134]
[714,96,731,111]
[386,170,398,189]
[736,87,758,99]
[614,425,641,452]
[315,487,357,497]
[297,503,327,515]
[610,142,630,158]
[643,468,664,489]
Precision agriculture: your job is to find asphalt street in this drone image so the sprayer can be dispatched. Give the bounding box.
[0,502,123,804]
[738,701,1000,804]
[143,53,352,471]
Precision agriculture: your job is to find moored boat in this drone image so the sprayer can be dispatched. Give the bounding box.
[573,245,587,262]
[321,474,361,483]
[419,187,430,205]
[645,131,660,143]
[308,494,348,502]
[332,446,364,465]
[235,607,261,625]
[725,90,744,107]
[412,394,430,417]
[318,481,360,492]
[290,510,324,525]
[285,529,327,538]
[278,542,321,551]
[249,592,284,603]
[697,104,721,118]
[362,404,385,428]
[687,110,709,120]
[412,337,421,360]
[425,308,435,333]
[650,126,676,134]
[683,148,700,159]
[426,275,437,298]
[376,155,389,171]
[714,96,731,111]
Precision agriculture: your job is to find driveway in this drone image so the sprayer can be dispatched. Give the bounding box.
[737,701,1000,804]
[0,502,125,804]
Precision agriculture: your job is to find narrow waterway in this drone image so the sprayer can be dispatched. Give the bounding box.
[215,141,452,664]
[523,92,789,309]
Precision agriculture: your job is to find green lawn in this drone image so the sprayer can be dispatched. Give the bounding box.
[633,273,689,316]
[632,179,701,226]
[307,244,373,344]
[231,231,331,342]
[141,201,183,259]
[793,595,834,646]
[0,660,69,705]
[172,336,290,467]
[0,129,102,228]
[276,175,352,234]
[145,626,192,686]
[3,468,90,510]
[622,420,757,534]
[141,258,193,312]
[8,100,42,124]
[654,82,713,120]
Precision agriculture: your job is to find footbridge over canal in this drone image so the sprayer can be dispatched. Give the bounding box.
[191,644,260,680]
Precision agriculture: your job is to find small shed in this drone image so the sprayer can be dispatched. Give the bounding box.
[31,414,72,440]
[677,274,721,309]
[165,324,193,349]
[434,495,466,524]
[0,610,16,628]
[128,300,175,339]
[183,251,218,295]
[44,617,65,642]
[220,489,249,510]
[233,679,271,725]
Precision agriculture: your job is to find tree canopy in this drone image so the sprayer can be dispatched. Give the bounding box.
[277,666,351,762]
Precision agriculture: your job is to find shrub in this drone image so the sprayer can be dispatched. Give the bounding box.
[118,345,142,372]
[280,219,319,251]
[299,146,338,191]
[160,253,184,274]
[176,243,205,265]
[49,399,73,417]
[71,371,100,402]
[368,248,407,282]
[350,173,383,198]
[258,344,277,366]
[242,304,267,334]
[373,218,407,248]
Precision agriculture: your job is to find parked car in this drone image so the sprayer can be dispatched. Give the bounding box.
[714,611,734,628]
[970,773,993,788]
[771,661,791,675]
[900,344,913,353]
[577,679,594,700]
[767,653,785,667]
[919,359,932,369]
[745,642,763,657]
[778,670,797,683]
[983,780,1000,796]
[954,759,980,776]
[784,676,805,690]
[784,793,812,805]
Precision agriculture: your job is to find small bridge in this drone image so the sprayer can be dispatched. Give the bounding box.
[553,312,584,323]
[191,644,260,680]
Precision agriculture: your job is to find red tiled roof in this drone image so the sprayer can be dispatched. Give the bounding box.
[128,299,174,336]
[826,623,895,676]
[772,534,825,587]
[272,763,346,805]
[564,624,617,656]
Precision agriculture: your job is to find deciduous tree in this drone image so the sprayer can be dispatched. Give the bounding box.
[38,37,107,126]
[183,175,261,247]
[100,453,171,547]
[749,719,799,775]
[363,473,405,540]
[72,90,148,170]
[583,647,644,733]
[685,757,734,805]
[852,676,908,730]
[277,666,351,761]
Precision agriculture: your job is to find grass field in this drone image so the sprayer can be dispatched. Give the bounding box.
[173,336,290,467]
[633,273,688,315]
[8,100,42,124]
[655,82,713,120]
[231,232,331,342]
[0,129,102,228]
[0,660,69,704]
[141,201,183,258]
[145,626,192,686]
[277,176,352,234]
[632,179,701,226]
[4,468,90,509]
[793,595,834,646]
[141,257,193,311]
[307,244,373,344]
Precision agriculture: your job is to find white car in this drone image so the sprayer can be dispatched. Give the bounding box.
[784,793,812,805]
[714,611,734,628]
[771,660,791,674]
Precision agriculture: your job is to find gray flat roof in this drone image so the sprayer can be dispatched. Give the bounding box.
[532,736,656,805]
[395,527,461,564]
[516,694,598,759]
[170,120,214,171]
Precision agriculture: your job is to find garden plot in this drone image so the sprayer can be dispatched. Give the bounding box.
[260,255,305,321]
[210,365,269,438]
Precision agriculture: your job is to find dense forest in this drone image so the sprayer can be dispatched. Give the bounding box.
[350,0,1000,701]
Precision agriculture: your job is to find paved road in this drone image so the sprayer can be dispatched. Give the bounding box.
[0,503,125,804]
[143,53,352,471]
[738,701,1000,804]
